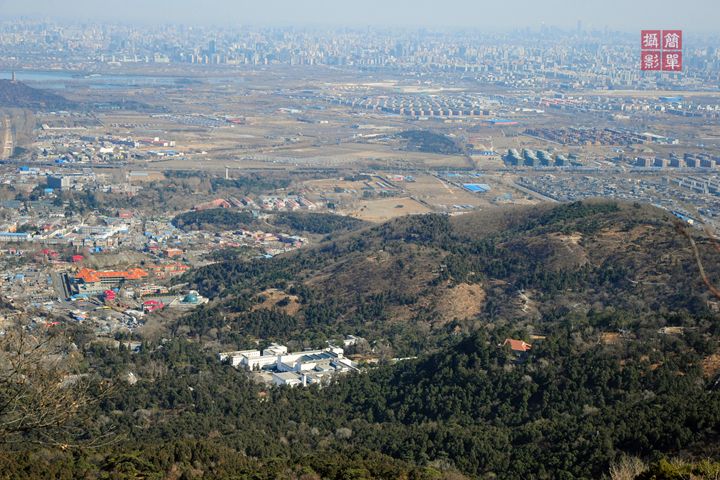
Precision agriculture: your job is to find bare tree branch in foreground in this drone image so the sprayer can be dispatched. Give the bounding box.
[0,320,118,446]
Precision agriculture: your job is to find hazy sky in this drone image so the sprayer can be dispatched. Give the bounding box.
[1,0,719,32]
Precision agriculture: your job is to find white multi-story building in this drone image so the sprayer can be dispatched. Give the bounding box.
[218,343,359,384]
[218,343,288,369]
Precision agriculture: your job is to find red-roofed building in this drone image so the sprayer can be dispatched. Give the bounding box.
[74,267,149,294]
[143,300,164,312]
[502,339,532,355]
[148,263,189,277]
[165,248,183,258]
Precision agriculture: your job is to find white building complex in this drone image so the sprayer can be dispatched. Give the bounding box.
[218,342,359,387]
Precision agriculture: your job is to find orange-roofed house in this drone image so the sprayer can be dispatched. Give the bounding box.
[502,339,532,357]
[74,267,149,294]
[149,263,190,278]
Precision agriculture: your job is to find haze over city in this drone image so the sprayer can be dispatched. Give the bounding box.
[1,0,720,31]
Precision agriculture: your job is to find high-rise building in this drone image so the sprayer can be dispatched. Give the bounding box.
[636,157,654,168]
[209,40,216,54]
[47,176,71,191]
[577,20,582,36]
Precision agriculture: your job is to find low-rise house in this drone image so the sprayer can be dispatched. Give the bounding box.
[502,338,532,357]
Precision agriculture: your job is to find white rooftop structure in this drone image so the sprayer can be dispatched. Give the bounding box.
[218,342,359,383]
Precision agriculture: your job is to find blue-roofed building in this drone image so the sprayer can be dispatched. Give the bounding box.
[464,184,492,192]
[0,201,23,209]
[0,233,31,242]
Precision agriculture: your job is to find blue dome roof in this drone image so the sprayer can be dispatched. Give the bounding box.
[183,294,198,303]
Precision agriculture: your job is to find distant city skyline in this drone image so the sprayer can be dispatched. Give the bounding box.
[0,0,719,33]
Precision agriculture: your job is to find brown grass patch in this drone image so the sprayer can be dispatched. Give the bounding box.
[703,353,720,378]
[252,289,301,316]
[435,282,486,323]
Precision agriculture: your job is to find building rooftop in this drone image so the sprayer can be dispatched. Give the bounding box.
[75,267,148,283]
[502,339,532,352]
[295,352,336,363]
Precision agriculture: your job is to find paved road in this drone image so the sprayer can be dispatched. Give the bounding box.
[1,116,11,159]
[51,272,73,304]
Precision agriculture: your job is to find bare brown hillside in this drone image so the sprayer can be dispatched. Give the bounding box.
[177,199,720,355]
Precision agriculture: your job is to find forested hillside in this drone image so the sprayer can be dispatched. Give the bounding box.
[172,209,370,238]
[171,200,720,356]
[0,80,74,108]
[7,200,720,479]
[8,307,720,479]
[271,211,371,235]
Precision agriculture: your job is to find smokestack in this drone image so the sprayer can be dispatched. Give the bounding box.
[302,374,307,387]
[11,72,16,83]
